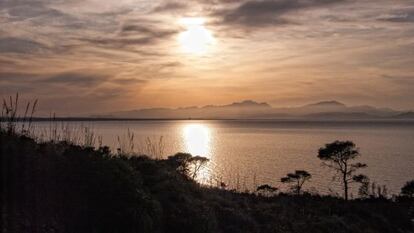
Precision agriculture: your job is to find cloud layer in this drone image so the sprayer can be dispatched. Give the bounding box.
[1,0,414,114]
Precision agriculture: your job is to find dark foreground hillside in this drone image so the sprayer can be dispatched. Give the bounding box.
[2,132,413,233]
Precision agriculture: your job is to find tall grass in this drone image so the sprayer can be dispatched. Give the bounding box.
[1,93,37,135]
[1,94,101,149]
[116,130,166,159]
[144,136,165,159]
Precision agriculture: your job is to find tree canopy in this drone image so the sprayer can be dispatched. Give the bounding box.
[318,140,366,200]
[281,170,311,195]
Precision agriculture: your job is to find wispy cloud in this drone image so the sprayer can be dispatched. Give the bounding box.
[379,10,414,23]
[2,0,414,113]
[0,37,48,54]
[42,72,110,87]
[151,2,188,13]
[212,0,346,27]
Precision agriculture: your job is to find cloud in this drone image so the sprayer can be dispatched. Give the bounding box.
[1,71,57,82]
[214,0,346,27]
[0,37,48,54]
[76,23,179,51]
[2,0,84,29]
[381,74,414,86]
[151,2,188,13]
[2,0,414,112]
[42,72,110,87]
[111,78,147,85]
[0,58,17,66]
[120,24,178,38]
[79,37,159,48]
[379,10,414,23]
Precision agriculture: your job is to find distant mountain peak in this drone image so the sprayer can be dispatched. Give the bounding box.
[99,99,402,120]
[228,100,271,108]
[393,111,414,119]
[306,100,346,107]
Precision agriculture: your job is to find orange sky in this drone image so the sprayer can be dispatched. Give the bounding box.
[1,0,414,115]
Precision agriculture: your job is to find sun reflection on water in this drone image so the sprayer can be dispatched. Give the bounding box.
[182,123,212,182]
[182,123,211,157]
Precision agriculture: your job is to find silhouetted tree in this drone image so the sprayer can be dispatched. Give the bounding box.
[354,175,389,199]
[281,170,311,195]
[189,155,209,179]
[401,180,414,198]
[167,152,192,175]
[353,174,370,199]
[167,153,209,179]
[318,140,366,200]
[256,184,278,197]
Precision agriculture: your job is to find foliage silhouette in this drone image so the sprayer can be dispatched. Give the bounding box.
[256,184,278,197]
[2,132,413,233]
[167,152,193,175]
[281,170,311,195]
[353,174,370,198]
[167,152,209,179]
[189,155,209,179]
[401,180,414,198]
[318,140,367,200]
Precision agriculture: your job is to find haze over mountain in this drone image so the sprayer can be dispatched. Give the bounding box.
[95,100,413,120]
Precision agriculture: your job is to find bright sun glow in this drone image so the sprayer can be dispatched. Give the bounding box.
[178,17,215,55]
[182,123,211,157]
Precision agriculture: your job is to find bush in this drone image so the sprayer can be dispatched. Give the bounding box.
[2,132,413,233]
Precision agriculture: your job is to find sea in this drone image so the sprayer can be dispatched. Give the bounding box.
[29,119,414,197]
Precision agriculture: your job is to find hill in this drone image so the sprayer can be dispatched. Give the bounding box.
[104,100,272,119]
[304,100,347,108]
[392,111,414,119]
[2,131,413,233]
[96,100,404,120]
[305,112,379,119]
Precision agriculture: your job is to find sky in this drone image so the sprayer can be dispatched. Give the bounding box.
[1,0,414,115]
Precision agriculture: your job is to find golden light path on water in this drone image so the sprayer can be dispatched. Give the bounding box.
[182,123,213,183]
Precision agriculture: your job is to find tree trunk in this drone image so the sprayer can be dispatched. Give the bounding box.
[297,180,300,195]
[343,172,348,201]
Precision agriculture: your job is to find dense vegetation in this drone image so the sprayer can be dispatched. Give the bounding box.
[2,130,413,233]
[1,94,413,233]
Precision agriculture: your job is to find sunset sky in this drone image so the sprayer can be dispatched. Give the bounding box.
[1,0,414,115]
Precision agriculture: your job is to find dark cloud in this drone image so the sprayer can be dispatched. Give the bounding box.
[120,24,178,38]
[151,2,188,13]
[111,78,147,85]
[0,58,17,66]
[0,70,147,89]
[0,72,41,82]
[0,70,148,115]
[80,37,157,48]
[159,61,182,68]
[380,10,414,23]
[0,72,42,95]
[76,24,178,51]
[215,0,346,27]
[2,0,83,28]
[0,37,48,54]
[78,36,170,50]
[7,4,63,20]
[42,73,110,87]
[381,74,414,86]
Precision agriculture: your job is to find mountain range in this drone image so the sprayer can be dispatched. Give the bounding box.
[95,100,414,120]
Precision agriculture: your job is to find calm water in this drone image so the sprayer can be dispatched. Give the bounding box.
[31,120,414,196]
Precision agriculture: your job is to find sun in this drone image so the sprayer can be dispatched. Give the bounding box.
[178,17,215,55]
